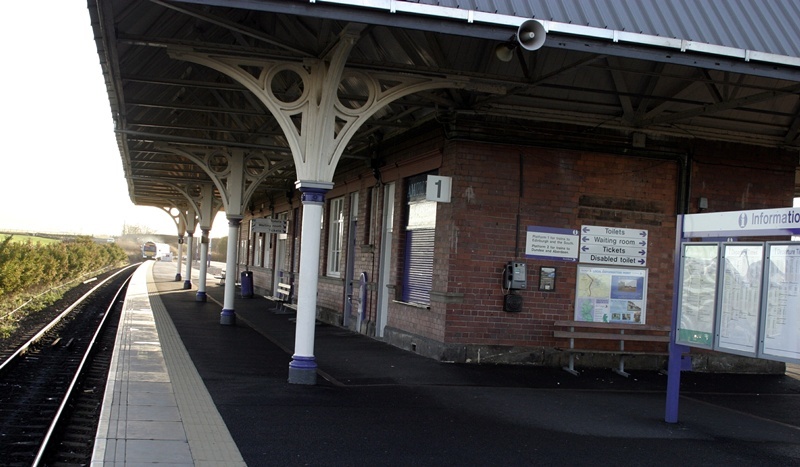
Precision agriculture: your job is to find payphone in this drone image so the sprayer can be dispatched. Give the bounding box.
[504,261,527,289]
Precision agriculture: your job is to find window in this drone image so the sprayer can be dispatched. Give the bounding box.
[253,232,263,267]
[327,196,345,276]
[239,238,248,265]
[262,231,271,267]
[402,174,436,305]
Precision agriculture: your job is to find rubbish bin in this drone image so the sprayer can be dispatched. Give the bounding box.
[240,271,253,298]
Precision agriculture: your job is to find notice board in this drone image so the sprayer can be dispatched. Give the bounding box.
[676,243,719,349]
[714,243,764,357]
[574,265,648,324]
[759,242,800,363]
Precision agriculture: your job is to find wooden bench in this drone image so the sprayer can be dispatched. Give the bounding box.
[214,270,226,285]
[553,320,671,377]
[270,282,296,314]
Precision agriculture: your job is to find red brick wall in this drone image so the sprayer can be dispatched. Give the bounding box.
[690,140,796,213]
[438,141,681,349]
[239,129,796,359]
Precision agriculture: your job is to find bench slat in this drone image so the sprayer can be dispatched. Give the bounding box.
[556,348,671,356]
[275,283,291,297]
[553,320,670,332]
[553,330,670,342]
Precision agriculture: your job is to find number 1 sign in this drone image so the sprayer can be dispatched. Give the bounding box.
[426,175,452,203]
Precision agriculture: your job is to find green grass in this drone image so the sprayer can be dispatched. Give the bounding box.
[0,234,60,245]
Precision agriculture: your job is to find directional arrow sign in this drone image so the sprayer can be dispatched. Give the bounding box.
[580,244,646,256]
[252,218,288,234]
[580,225,648,266]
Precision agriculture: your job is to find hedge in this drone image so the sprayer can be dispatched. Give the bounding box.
[0,236,128,300]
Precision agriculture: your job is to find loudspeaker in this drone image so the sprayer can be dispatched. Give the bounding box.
[517,19,547,51]
[503,293,523,312]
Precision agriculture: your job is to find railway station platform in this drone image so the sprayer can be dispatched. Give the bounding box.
[93,260,800,466]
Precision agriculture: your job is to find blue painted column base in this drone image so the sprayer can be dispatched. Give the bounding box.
[175,273,182,282]
[183,280,192,290]
[195,291,207,302]
[220,309,236,325]
[288,356,318,385]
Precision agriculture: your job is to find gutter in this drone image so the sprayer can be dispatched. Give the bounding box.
[314,0,800,69]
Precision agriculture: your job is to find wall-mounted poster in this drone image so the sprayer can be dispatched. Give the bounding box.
[574,265,648,324]
[676,243,719,349]
[714,243,764,357]
[759,242,800,363]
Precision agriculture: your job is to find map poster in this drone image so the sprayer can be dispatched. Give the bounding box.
[574,265,648,324]
[759,242,800,363]
[676,243,719,349]
[714,243,764,357]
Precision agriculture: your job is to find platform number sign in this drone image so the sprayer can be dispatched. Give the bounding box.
[426,175,452,203]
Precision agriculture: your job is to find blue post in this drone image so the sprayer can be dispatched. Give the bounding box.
[665,215,687,423]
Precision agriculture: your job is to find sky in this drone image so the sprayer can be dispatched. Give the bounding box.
[0,2,228,238]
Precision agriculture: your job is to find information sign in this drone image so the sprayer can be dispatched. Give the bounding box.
[251,218,288,234]
[574,265,648,324]
[758,242,800,363]
[714,243,764,357]
[525,226,579,261]
[684,207,800,238]
[676,243,719,349]
[579,225,648,266]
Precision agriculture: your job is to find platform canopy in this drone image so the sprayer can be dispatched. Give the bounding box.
[87,0,800,211]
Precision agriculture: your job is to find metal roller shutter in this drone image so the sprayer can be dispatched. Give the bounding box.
[403,228,434,305]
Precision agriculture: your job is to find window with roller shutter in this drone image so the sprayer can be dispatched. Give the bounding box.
[402,173,436,306]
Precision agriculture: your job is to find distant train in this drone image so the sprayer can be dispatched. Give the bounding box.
[142,241,171,260]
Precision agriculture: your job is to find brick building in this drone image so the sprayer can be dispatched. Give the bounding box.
[237,119,796,370]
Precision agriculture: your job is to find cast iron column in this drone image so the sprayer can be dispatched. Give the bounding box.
[175,237,183,281]
[196,228,210,302]
[183,233,194,289]
[220,218,241,325]
[288,182,333,385]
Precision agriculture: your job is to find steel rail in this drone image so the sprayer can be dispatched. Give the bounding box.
[31,265,136,466]
[0,267,113,322]
[0,264,134,373]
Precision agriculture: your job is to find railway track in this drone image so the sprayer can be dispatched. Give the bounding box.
[0,264,136,466]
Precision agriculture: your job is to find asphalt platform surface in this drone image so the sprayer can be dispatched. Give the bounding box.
[153,262,800,466]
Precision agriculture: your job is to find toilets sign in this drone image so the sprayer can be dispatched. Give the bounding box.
[579,225,648,266]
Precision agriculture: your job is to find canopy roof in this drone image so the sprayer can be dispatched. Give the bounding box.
[88,0,800,212]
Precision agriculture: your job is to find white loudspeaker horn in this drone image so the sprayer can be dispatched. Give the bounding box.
[516,19,546,51]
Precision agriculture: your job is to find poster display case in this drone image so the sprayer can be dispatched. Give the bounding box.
[758,242,800,363]
[574,265,648,324]
[676,243,719,349]
[714,243,764,357]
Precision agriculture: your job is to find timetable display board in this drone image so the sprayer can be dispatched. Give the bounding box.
[714,243,764,357]
[676,243,719,349]
[574,265,648,324]
[758,242,800,363]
